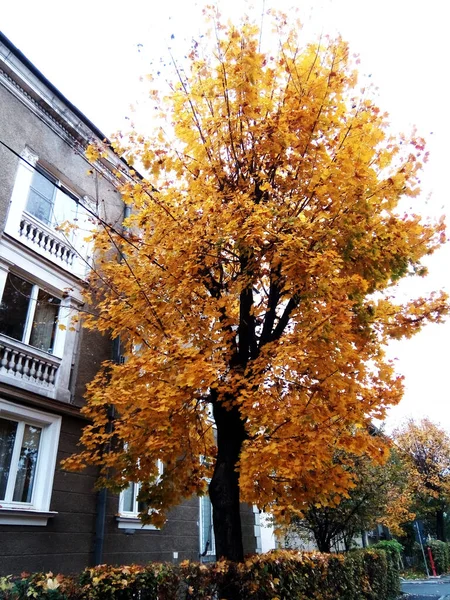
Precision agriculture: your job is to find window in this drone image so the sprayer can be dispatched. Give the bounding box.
[199,494,216,561]
[0,273,60,354]
[117,461,163,530]
[5,151,95,279]
[119,482,148,517]
[0,399,61,525]
[26,167,58,226]
[0,417,41,503]
[25,165,80,231]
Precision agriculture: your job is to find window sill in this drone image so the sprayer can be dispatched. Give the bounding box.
[0,507,58,526]
[116,516,158,530]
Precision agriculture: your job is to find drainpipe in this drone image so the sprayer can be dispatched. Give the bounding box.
[93,488,108,565]
[93,403,116,565]
[93,203,129,565]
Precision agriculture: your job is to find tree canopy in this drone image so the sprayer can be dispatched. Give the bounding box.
[393,418,450,541]
[285,447,414,553]
[64,12,448,561]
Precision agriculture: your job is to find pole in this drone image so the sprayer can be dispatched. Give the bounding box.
[427,546,437,577]
[93,488,107,565]
[415,521,430,577]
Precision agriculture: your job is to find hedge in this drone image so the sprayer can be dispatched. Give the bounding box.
[371,540,403,594]
[0,547,401,600]
[414,539,450,575]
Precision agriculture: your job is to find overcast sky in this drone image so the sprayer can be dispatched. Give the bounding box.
[2,0,449,432]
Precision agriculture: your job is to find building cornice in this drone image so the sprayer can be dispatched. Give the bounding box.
[0,32,136,188]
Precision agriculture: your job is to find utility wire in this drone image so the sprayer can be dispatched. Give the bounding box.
[1,137,89,207]
[0,137,177,334]
[0,137,137,249]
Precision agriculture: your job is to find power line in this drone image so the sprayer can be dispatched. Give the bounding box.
[0,137,131,242]
[0,136,173,333]
[0,137,88,207]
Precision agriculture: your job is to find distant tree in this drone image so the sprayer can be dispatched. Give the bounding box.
[285,448,414,552]
[393,418,450,541]
[64,11,448,562]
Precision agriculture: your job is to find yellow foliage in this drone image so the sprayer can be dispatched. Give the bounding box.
[393,419,450,517]
[64,10,448,541]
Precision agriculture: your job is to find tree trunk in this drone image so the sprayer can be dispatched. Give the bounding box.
[316,538,332,553]
[313,530,332,553]
[209,399,247,562]
[436,508,446,542]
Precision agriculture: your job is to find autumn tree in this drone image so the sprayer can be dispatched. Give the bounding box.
[284,447,414,553]
[64,12,448,562]
[393,418,450,542]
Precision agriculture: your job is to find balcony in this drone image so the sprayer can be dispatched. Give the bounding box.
[0,334,61,396]
[4,155,93,280]
[19,212,77,268]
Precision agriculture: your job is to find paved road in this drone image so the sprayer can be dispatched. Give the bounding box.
[402,577,450,599]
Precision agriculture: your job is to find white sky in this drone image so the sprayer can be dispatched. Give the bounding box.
[2,0,449,432]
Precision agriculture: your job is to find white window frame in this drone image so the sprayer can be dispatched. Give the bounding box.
[116,460,163,530]
[5,147,95,280]
[0,272,62,355]
[26,165,88,237]
[199,493,216,559]
[26,165,58,227]
[0,399,61,525]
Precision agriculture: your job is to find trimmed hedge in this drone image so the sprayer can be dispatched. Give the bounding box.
[0,548,401,600]
[371,540,403,596]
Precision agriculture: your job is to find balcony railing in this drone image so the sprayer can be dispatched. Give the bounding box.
[0,334,61,390]
[19,212,77,267]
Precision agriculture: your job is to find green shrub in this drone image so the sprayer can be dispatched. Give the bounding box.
[363,550,389,600]
[412,539,450,575]
[0,572,70,600]
[372,540,403,558]
[425,540,449,575]
[323,552,361,600]
[371,540,402,598]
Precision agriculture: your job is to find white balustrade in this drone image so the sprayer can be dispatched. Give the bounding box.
[19,212,77,267]
[0,335,61,390]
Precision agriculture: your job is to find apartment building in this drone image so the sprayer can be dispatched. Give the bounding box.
[0,32,260,575]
